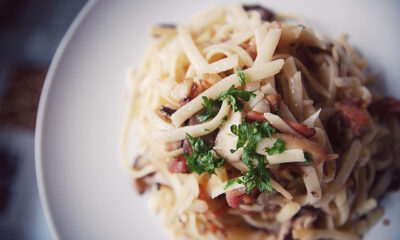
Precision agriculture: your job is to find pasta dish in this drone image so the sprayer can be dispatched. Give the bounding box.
[122,5,400,240]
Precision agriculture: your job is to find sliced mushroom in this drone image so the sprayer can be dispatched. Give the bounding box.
[133,156,155,194]
[245,110,267,122]
[276,133,327,167]
[243,5,275,22]
[266,94,281,111]
[256,133,328,167]
[214,110,247,172]
[252,99,270,113]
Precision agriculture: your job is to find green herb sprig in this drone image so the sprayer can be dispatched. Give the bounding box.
[225,121,277,194]
[237,69,247,85]
[304,152,312,164]
[183,134,225,175]
[265,138,285,155]
[197,96,220,122]
[197,84,256,121]
[218,85,256,112]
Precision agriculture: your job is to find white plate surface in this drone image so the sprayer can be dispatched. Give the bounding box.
[35,1,400,239]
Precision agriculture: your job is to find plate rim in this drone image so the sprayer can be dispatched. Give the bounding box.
[34,1,98,239]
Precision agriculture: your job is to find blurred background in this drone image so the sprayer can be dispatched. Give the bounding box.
[0,0,86,239]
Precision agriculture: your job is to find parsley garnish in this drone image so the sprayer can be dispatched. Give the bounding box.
[218,85,256,112]
[197,96,219,122]
[237,69,247,85]
[225,121,277,194]
[266,138,285,155]
[198,83,256,121]
[224,166,273,194]
[230,121,251,152]
[273,108,280,115]
[304,152,312,164]
[183,133,225,175]
[225,178,239,189]
[221,115,228,123]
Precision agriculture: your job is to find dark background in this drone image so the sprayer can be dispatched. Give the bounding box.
[0,0,86,239]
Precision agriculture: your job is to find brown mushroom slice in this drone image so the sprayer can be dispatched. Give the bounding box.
[214,111,247,172]
[256,133,328,167]
[277,133,327,167]
[265,94,281,111]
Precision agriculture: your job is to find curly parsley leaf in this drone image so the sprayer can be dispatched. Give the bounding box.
[273,108,280,115]
[242,167,273,194]
[186,133,208,153]
[225,120,277,194]
[218,85,256,112]
[197,96,219,122]
[261,121,277,139]
[266,138,285,155]
[184,133,225,175]
[225,165,273,194]
[202,96,215,110]
[227,94,244,112]
[237,69,247,85]
[242,148,264,169]
[230,121,251,152]
[304,152,312,164]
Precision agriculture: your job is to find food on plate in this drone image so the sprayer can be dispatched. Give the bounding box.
[122,4,400,240]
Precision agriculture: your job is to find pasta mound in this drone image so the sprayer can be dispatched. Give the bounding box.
[122,4,400,240]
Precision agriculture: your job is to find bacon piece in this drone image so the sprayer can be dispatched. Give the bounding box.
[283,119,316,138]
[368,97,400,120]
[200,73,221,89]
[167,154,190,173]
[328,97,369,139]
[182,139,193,156]
[334,102,369,126]
[188,82,200,99]
[240,39,257,60]
[180,83,201,106]
[245,111,267,122]
[266,94,281,111]
[226,188,246,208]
[198,185,209,201]
[225,187,259,208]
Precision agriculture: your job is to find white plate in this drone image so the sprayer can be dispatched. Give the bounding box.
[35,1,400,239]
